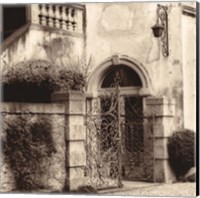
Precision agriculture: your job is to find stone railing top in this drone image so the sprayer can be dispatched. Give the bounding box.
[1,102,66,114]
[51,91,85,102]
[30,4,85,34]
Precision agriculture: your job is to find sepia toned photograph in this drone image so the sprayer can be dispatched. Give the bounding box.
[0,1,197,196]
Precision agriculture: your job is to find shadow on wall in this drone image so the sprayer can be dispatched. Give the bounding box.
[3,83,52,103]
[41,37,74,67]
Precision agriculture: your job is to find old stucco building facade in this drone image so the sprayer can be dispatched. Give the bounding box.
[1,2,196,192]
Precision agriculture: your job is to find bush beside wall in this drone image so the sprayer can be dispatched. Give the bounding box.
[167,129,195,179]
[2,60,86,102]
[3,115,56,191]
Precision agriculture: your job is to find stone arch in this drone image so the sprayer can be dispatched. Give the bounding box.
[87,55,152,96]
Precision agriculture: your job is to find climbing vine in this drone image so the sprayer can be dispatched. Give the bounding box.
[2,115,56,191]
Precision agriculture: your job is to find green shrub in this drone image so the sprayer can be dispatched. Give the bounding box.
[2,60,86,102]
[3,115,56,191]
[167,129,195,178]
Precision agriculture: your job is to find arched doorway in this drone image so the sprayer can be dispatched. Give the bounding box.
[87,55,152,96]
[85,55,154,188]
[100,64,145,181]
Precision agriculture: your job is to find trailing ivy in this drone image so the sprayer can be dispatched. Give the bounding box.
[3,115,56,191]
[2,60,86,102]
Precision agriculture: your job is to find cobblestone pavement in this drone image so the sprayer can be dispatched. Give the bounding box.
[99,181,196,197]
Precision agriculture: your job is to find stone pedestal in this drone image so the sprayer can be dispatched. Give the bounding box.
[144,97,176,183]
[51,91,86,191]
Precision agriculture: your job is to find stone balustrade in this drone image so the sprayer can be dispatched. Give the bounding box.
[30,4,84,33]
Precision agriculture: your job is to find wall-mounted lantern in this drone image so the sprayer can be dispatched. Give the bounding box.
[151,4,169,57]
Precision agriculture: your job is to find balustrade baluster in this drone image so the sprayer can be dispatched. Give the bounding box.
[38,4,42,25]
[61,6,67,30]
[38,4,42,24]
[65,7,70,30]
[39,4,47,26]
[35,4,83,33]
[45,5,50,26]
[48,5,54,27]
[68,7,73,31]
[71,8,77,31]
[54,5,60,28]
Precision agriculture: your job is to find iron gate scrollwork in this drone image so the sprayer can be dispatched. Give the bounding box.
[84,72,155,189]
[121,96,147,181]
[84,76,122,189]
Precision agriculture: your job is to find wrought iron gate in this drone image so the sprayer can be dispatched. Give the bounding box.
[84,84,122,189]
[121,96,154,181]
[84,74,155,189]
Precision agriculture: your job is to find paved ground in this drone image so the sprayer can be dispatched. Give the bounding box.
[99,181,196,197]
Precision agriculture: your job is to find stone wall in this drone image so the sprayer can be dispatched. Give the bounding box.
[0,103,66,192]
[181,7,196,131]
[0,91,86,192]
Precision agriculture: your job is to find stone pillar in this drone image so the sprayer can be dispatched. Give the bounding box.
[29,4,40,24]
[51,91,86,191]
[144,97,176,183]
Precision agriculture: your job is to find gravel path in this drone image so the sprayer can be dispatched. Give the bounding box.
[101,182,196,197]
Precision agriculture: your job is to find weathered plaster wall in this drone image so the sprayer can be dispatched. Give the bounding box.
[2,25,84,71]
[0,103,66,192]
[181,13,196,131]
[85,2,195,129]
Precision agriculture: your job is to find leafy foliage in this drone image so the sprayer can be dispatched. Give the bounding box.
[167,129,195,178]
[3,115,56,191]
[2,60,86,102]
